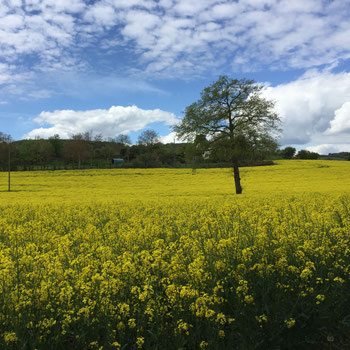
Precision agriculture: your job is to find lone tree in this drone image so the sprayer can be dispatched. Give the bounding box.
[174,76,281,194]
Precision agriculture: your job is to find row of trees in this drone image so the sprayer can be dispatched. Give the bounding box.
[280,147,319,159]
[0,129,279,173]
[1,132,322,174]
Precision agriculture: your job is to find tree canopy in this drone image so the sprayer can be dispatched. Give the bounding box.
[138,129,159,146]
[281,146,296,159]
[174,75,281,194]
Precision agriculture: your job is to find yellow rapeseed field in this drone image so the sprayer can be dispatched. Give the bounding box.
[0,160,350,349]
[1,160,350,204]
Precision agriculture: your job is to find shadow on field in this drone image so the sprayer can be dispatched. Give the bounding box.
[0,190,21,192]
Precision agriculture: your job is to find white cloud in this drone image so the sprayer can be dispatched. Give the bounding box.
[84,3,117,27]
[107,0,155,10]
[159,132,182,144]
[0,62,32,85]
[0,14,24,30]
[263,70,350,145]
[306,144,350,155]
[172,0,216,16]
[1,0,350,83]
[111,0,350,76]
[0,0,350,110]
[325,102,350,135]
[24,105,179,139]
[0,2,81,73]
[210,3,239,19]
[122,10,161,47]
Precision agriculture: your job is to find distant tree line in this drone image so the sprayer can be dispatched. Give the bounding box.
[279,147,320,160]
[0,129,280,171]
[3,130,348,172]
[326,152,350,161]
[279,147,350,160]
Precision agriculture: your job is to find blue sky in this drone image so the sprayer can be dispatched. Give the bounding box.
[1,0,350,154]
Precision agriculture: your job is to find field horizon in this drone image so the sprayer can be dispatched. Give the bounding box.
[1,160,350,205]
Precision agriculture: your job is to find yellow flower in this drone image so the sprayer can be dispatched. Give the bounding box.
[300,268,312,279]
[128,318,136,329]
[200,341,209,349]
[136,337,144,349]
[334,277,344,283]
[284,318,296,328]
[3,332,17,344]
[216,313,227,325]
[316,294,325,304]
[244,295,254,304]
[256,314,268,324]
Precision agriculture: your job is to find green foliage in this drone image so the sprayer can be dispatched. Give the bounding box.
[296,150,319,160]
[0,133,12,172]
[174,76,281,193]
[17,139,54,170]
[281,146,296,159]
[326,152,350,161]
[1,133,278,172]
[48,134,64,158]
[174,76,281,164]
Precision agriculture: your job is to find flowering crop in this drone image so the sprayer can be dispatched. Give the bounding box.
[1,160,350,205]
[0,160,350,349]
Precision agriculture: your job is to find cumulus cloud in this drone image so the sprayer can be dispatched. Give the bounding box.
[325,102,350,136]
[24,105,178,140]
[159,132,183,144]
[263,70,350,147]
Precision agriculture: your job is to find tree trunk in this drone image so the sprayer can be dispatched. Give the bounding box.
[233,162,242,194]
